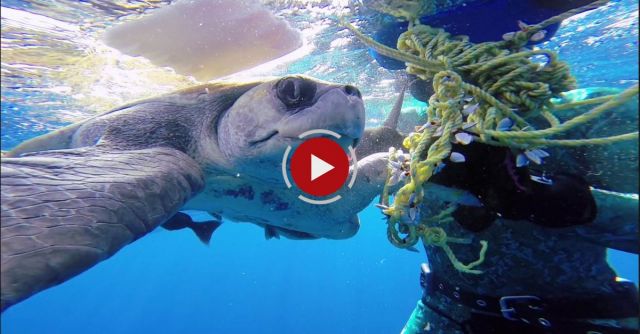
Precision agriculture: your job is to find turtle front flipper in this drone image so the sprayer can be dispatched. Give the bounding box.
[0,147,204,312]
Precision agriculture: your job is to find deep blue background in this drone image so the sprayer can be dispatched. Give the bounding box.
[1,207,424,333]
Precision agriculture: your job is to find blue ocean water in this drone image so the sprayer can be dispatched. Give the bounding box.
[1,207,423,333]
[1,1,638,333]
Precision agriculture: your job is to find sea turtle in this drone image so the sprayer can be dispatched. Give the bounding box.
[0,75,395,311]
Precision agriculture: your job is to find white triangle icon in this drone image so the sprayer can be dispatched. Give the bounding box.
[311,154,334,181]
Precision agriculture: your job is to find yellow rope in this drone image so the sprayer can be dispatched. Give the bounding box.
[441,240,488,274]
[541,109,560,127]
[340,19,445,72]
[481,84,639,140]
[511,132,639,147]
[551,94,616,111]
[523,0,611,37]
[381,71,489,274]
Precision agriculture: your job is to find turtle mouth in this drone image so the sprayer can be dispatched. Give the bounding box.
[248,130,279,146]
[283,133,360,149]
[250,130,360,149]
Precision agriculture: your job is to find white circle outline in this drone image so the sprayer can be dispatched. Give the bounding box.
[298,194,342,205]
[281,129,358,205]
[298,129,341,139]
[282,145,293,188]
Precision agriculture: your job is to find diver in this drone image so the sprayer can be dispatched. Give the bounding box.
[356,0,639,333]
[399,140,639,334]
[365,0,601,102]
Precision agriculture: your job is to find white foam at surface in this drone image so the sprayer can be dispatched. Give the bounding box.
[103,0,303,81]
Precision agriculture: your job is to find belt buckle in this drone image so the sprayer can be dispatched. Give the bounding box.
[499,295,542,322]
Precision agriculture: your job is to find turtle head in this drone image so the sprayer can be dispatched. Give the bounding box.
[217,75,365,182]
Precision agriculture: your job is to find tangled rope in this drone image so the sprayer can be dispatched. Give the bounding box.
[341,0,639,274]
[380,71,489,274]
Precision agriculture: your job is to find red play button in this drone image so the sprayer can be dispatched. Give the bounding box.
[290,137,350,197]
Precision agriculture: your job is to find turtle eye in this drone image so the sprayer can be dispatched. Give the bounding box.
[276,77,316,109]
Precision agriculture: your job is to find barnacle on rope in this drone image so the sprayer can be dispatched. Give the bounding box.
[341,0,639,275]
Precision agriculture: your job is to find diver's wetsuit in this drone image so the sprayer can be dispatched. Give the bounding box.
[404,208,638,334]
[399,142,639,333]
[401,205,639,333]
[364,1,639,332]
